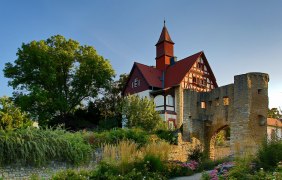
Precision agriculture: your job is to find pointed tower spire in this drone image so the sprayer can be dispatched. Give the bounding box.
[156,23,174,46]
[155,22,174,71]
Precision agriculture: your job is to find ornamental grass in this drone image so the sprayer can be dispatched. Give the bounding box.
[0,127,92,166]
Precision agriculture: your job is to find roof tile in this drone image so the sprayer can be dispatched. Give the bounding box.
[135,62,163,88]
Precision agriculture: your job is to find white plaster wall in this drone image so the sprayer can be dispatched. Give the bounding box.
[135,90,152,99]
[267,126,282,140]
[166,114,177,121]
[167,107,174,111]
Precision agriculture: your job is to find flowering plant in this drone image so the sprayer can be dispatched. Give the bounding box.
[204,162,234,180]
[180,160,199,171]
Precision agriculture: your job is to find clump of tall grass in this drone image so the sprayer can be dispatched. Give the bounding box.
[101,140,170,175]
[142,140,171,161]
[101,140,170,164]
[0,127,92,166]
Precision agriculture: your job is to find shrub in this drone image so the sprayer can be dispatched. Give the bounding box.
[0,96,32,131]
[0,127,92,166]
[198,157,231,171]
[227,156,253,179]
[52,169,90,180]
[257,139,282,170]
[166,161,195,177]
[89,162,167,180]
[155,129,178,145]
[122,95,162,131]
[188,144,205,162]
[143,154,164,172]
[84,128,149,148]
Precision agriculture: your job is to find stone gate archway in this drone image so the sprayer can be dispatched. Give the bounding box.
[209,125,230,160]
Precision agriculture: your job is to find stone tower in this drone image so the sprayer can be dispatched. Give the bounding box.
[231,72,269,156]
[181,72,269,158]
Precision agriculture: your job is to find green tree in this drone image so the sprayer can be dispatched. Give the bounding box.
[268,108,282,119]
[3,35,115,125]
[122,95,162,131]
[88,73,128,129]
[0,96,32,130]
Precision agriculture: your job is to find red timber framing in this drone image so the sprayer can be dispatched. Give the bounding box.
[181,57,217,92]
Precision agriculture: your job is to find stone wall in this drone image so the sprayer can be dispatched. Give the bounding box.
[168,133,200,162]
[0,151,101,180]
[182,72,269,158]
[1,162,74,180]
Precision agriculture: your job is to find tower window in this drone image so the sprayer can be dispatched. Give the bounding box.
[258,89,262,94]
[201,101,206,109]
[223,97,229,106]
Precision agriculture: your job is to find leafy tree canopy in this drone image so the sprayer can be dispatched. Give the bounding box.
[0,96,32,131]
[88,73,128,130]
[268,108,282,119]
[122,95,162,131]
[4,35,115,125]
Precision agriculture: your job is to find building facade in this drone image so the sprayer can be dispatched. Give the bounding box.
[123,23,269,157]
[267,118,282,140]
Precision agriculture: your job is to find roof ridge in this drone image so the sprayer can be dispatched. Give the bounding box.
[176,51,203,62]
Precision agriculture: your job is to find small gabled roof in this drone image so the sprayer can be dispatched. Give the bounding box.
[156,25,174,45]
[135,62,162,88]
[165,51,202,88]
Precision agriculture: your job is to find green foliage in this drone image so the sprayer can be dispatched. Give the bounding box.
[0,96,32,130]
[188,144,205,162]
[155,129,178,144]
[29,174,40,180]
[247,168,282,180]
[122,95,162,132]
[83,128,149,148]
[98,117,120,130]
[198,157,231,171]
[227,156,254,179]
[95,73,128,129]
[4,35,115,125]
[215,130,226,146]
[143,154,164,172]
[268,107,282,119]
[52,169,90,180]
[166,162,194,177]
[0,127,92,166]
[89,162,167,180]
[257,139,282,170]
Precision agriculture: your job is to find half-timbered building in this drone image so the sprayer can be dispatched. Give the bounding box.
[123,23,218,129]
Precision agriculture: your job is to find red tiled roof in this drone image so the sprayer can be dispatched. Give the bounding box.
[156,25,174,45]
[267,118,282,127]
[135,62,163,88]
[165,51,203,88]
[127,51,218,91]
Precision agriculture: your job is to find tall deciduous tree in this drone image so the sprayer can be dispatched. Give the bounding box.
[122,95,162,131]
[4,35,115,125]
[88,73,128,129]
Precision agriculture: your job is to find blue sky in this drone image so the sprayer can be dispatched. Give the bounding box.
[0,0,281,108]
